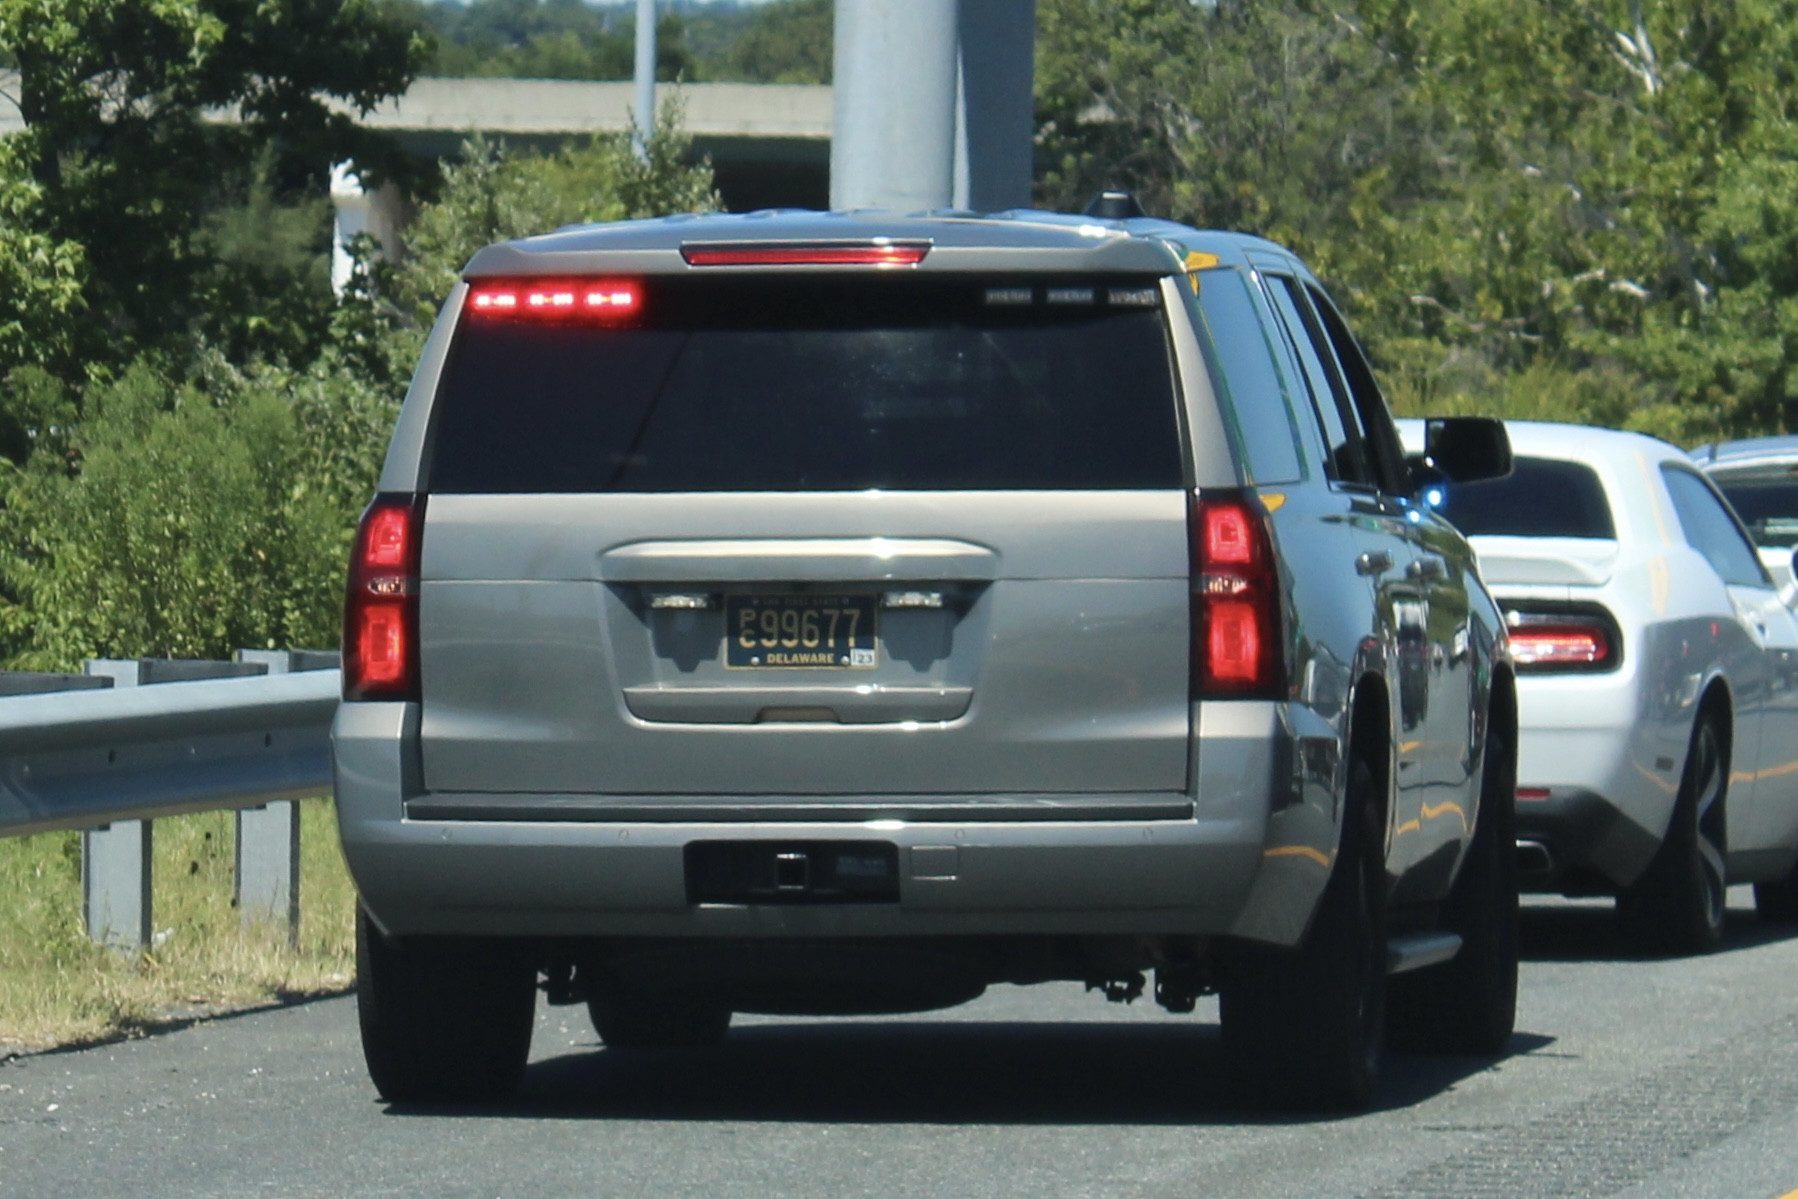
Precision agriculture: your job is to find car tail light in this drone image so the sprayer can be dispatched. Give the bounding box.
[1504,609,1621,673]
[344,494,423,702]
[466,279,641,319]
[679,240,931,267]
[1192,491,1283,698]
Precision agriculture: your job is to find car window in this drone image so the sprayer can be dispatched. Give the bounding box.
[1193,267,1305,485]
[429,276,1186,494]
[1709,475,1798,549]
[1304,285,1411,496]
[1663,465,1771,587]
[1260,274,1373,486]
[1434,457,1616,538]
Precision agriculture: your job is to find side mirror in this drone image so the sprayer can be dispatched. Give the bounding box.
[1424,417,1512,484]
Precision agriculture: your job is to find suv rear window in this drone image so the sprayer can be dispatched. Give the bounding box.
[1435,457,1616,539]
[428,276,1184,493]
[1710,476,1798,548]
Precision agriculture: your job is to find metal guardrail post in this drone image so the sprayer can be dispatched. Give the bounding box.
[232,651,314,942]
[81,659,150,951]
[79,656,287,950]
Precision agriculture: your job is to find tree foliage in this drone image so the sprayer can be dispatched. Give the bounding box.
[0,0,427,369]
[1038,0,1798,441]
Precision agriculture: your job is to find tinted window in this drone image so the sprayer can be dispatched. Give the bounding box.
[1712,477,1798,548]
[1306,285,1410,496]
[1663,466,1769,587]
[1435,457,1616,538]
[1261,275,1372,485]
[429,277,1184,493]
[1194,268,1304,484]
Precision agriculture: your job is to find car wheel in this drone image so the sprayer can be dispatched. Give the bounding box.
[1387,725,1519,1055]
[1221,757,1386,1112]
[356,907,537,1104]
[1752,866,1798,923]
[1618,713,1729,956]
[588,984,732,1049]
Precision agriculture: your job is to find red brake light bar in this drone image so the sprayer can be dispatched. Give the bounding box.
[466,280,641,319]
[680,241,931,267]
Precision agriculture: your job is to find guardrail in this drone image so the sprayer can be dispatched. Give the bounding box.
[0,650,340,950]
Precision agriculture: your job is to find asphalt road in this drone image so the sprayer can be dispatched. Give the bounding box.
[6,891,1798,1199]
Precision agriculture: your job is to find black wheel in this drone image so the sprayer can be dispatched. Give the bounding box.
[1388,726,1519,1055]
[1221,757,1387,1112]
[1618,714,1729,956]
[1753,861,1798,923]
[588,982,731,1049]
[356,907,537,1104]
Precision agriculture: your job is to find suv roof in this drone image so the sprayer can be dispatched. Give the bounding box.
[461,208,1291,279]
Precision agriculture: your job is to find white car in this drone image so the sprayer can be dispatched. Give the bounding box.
[1404,420,1798,954]
[1692,434,1798,590]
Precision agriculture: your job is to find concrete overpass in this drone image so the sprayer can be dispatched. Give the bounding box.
[0,73,833,213]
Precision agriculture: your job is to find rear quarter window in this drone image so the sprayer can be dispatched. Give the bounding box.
[1193,267,1305,485]
[427,276,1186,494]
[1435,457,1616,539]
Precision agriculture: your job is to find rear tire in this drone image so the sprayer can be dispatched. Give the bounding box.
[1388,726,1519,1055]
[356,908,537,1104]
[588,982,732,1049]
[1618,714,1729,956]
[1753,865,1798,923]
[1221,757,1387,1112]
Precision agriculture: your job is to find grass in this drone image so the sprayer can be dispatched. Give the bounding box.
[0,797,357,1051]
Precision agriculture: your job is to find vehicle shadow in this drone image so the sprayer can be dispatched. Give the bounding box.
[1520,894,1798,963]
[388,1020,1554,1126]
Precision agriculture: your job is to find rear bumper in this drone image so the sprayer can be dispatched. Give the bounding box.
[331,700,1332,944]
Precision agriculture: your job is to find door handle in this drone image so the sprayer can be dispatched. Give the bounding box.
[1407,557,1446,581]
[1356,550,1393,576]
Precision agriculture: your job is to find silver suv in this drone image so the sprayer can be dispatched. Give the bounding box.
[332,206,1519,1111]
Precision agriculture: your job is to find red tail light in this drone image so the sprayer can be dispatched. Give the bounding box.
[466,279,641,320]
[1192,492,1283,697]
[1505,611,1620,673]
[679,241,931,267]
[344,494,423,702]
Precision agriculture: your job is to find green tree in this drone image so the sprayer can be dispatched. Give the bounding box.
[0,139,85,385]
[708,0,831,84]
[0,0,427,371]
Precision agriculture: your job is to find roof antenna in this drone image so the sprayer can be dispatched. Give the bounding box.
[1084,190,1148,220]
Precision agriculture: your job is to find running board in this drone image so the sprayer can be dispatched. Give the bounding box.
[1386,931,1463,975]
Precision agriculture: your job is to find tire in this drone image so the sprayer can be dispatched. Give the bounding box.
[1618,714,1729,956]
[588,983,732,1049]
[1753,866,1798,923]
[356,907,538,1104]
[1387,726,1519,1055]
[1221,757,1387,1112]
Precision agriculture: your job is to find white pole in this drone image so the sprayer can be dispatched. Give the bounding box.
[632,0,656,160]
[831,0,960,211]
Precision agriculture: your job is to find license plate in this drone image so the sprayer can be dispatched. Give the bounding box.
[725,594,878,669]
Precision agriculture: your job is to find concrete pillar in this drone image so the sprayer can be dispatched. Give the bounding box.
[329,163,404,297]
[955,0,1037,212]
[633,0,656,159]
[831,0,961,211]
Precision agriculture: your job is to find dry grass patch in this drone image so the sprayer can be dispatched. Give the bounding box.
[0,797,356,1050]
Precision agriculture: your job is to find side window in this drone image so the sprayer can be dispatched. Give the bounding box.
[1663,466,1771,587]
[1193,267,1306,484]
[1260,274,1372,487]
[1305,284,1412,497]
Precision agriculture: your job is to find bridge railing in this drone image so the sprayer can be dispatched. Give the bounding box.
[0,650,340,950]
